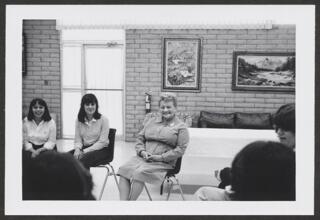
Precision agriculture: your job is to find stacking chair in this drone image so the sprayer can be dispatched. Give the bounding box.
[144,157,185,201]
[95,128,120,200]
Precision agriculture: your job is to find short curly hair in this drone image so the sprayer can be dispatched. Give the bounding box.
[272,103,295,134]
[158,92,177,107]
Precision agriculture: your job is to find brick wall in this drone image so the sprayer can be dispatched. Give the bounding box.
[125,25,295,141]
[22,20,61,138]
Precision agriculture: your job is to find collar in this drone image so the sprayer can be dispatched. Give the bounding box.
[85,117,97,125]
[155,114,163,123]
[155,114,178,125]
[32,119,44,126]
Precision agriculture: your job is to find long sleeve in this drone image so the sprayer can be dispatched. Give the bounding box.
[74,119,83,150]
[161,126,189,162]
[43,119,56,150]
[83,116,110,153]
[23,120,33,151]
[135,123,147,156]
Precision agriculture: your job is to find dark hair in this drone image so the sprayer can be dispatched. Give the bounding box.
[273,103,295,134]
[231,141,295,201]
[77,93,101,123]
[24,151,95,200]
[27,98,52,122]
[159,92,177,107]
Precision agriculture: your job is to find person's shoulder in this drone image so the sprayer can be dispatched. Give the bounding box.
[143,112,159,126]
[48,118,56,125]
[99,115,109,123]
[75,118,81,125]
[174,116,188,129]
[23,117,30,125]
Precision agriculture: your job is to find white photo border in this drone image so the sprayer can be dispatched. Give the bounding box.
[5,5,315,215]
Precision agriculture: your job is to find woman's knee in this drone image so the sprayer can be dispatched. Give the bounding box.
[119,175,129,183]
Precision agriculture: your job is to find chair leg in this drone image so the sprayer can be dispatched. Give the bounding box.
[108,164,120,192]
[166,178,174,201]
[98,166,110,200]
[174,177,185,201]
[160,178,166,195]
[144,184,152,201]
[165,176,185,201]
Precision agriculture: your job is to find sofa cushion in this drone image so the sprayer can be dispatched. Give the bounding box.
[199,111,235,128]
[235,112,272,129]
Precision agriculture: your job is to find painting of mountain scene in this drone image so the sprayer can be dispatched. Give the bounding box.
[233,52,295,91]
[163,38,201,91]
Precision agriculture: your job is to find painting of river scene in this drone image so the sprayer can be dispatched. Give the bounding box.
[232,52,295,92]
[162,38,201,92]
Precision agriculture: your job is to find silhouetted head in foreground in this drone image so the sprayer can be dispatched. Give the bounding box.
[25,151,95,200]
[231,141,295,201]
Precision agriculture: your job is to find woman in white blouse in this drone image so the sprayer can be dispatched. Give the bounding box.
[23,98,56,158]
[72,93,110,169]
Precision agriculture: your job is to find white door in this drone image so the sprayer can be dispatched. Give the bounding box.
[84,45,124,136]
[61,44,124,138]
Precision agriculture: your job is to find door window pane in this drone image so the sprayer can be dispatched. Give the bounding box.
[62,91,82,138]
[86,90,123,136]
[62,46,82,88]
[85,47,123,89]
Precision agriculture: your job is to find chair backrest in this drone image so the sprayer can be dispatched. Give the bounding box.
[106,128,116,162]
[166,157,182,177]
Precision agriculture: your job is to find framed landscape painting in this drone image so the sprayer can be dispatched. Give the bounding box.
[232,51,295,92]
[162,38,201,92]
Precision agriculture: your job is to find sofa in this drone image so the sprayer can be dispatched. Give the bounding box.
[176,111,277,187]
[195,111,274,129]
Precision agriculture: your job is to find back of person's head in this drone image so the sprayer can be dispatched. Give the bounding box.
[25,151,95,200]
[273,103,295,134]
[231,141,295,201]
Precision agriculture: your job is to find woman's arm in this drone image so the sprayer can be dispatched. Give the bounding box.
[160,126,189,162]
[43,119,57,150]
[135,119,150,157]
[22,120,34,152]
[83,116,110,153]
[74,119,83,150]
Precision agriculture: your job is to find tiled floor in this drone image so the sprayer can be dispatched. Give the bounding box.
[56,139,206,201]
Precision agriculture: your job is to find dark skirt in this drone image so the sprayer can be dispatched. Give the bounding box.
[69,145,111,169]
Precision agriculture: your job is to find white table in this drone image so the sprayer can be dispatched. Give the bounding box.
[178,128,278,186]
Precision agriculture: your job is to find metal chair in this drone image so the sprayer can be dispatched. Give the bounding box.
[144,157,185,201]
[95,128,120,200]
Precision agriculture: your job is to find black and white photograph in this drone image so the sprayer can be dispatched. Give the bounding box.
[4,4,316,216]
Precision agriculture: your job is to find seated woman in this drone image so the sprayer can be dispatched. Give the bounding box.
[273,103,295,150]
[195,141,295,201]
[72,93,110,169]
[24,151,95,200]
[117,92,189,200]
[22,98,56,198]
[23,98,56,158]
